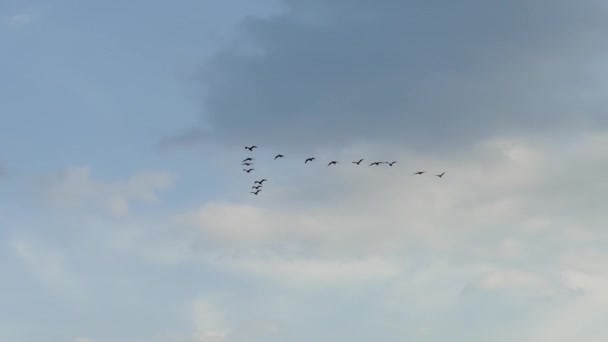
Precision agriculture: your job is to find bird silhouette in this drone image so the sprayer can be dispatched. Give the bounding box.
[274,154,284,160]
[387,161,397,166]
[252,185,262,189]
[327,161,338,166]
[414,171,426,175]
[245,145,258,151]
[305,157,316,164]
[254,179,267,185]
[243,168,255,173]
[369,162,382,166]
[242,158,254,162]
[251,190,261,195]
[353,159,364,165]
[242,162,253,166]
[435,172,446,178]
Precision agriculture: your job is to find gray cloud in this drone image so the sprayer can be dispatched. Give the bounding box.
[182,0,608,154]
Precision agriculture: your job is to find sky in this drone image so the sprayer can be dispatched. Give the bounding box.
[1,0,608,341]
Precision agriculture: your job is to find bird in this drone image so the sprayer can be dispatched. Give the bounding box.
[387,161,397,166]
[435,172,446,178]
[242,162,253,166]
[242,158,254,162]
[369,162,382,166]
[245,145,258,151]
[252,185,262,189]
[305,157,316,164]
[414,171,426,175]
[327,161,338,166]
[274,154,284,160]
[251,190,261,195]
[352,159,364,165]
[254,179,267,185]
[243,168,255,173]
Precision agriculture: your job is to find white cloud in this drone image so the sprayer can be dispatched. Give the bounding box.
[175,137,550,258]
[23,130,607,341]
[468,269,561,297]
[41,166,173,217]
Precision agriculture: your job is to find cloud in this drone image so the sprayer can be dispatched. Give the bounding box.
[154,129,606,332]
[40,166,174,217]
[5,14,33,29]
[157,128,213,151]
[74,338,95,342]
[176,136,552,259]
[28,131,605,341]
[171,0,608,153]
[464,269,564,297]
[9,238,86,298]
[218,256,402,289]
[191,297,230,342]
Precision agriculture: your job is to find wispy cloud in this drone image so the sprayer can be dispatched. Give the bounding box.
[157,127,211,151]
[9,237,86,298]
[5,14,33,30]
[39,166,174,217]
[74,338,96,342]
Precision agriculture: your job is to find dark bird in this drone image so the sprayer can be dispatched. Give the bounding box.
[274,154,284,160]
[242,158,254,162]
[254,179,267,185]
[243,168,255,173]
[414,171,426,175]
[327,161,338,166]
[305,157,316,164]
[251,190,261,195]
[242,162,253,166]
[352,159,364,165]
[252,185,262,189]
[387,161,397,166]
[369,162,382,166]
[435,172,446,178]
[245,145,258,151]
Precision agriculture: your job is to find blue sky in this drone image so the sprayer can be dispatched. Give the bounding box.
[1,0,608,341]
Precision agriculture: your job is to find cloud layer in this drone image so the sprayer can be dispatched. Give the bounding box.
[179,0,608,153]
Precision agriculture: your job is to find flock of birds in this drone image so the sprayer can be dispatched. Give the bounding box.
[242,145,446,195]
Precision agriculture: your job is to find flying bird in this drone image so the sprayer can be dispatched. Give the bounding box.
[352,159,364,165]
[414,171,426,175]
[305,157,316,164]
[274,154,284,160]
[369,162,382,166]
[242,158,254,162]
[327,161,338,166]
[245,145,257,151]
[242,162,253,166]
[387,161,397,166]
[435,172,446,178]
[254,179,267,185]
[252,185,262,189]
[243,168,255,173]
[251,190,261,195]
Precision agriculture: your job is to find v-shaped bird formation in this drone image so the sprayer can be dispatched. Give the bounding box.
[242,145,446,196]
